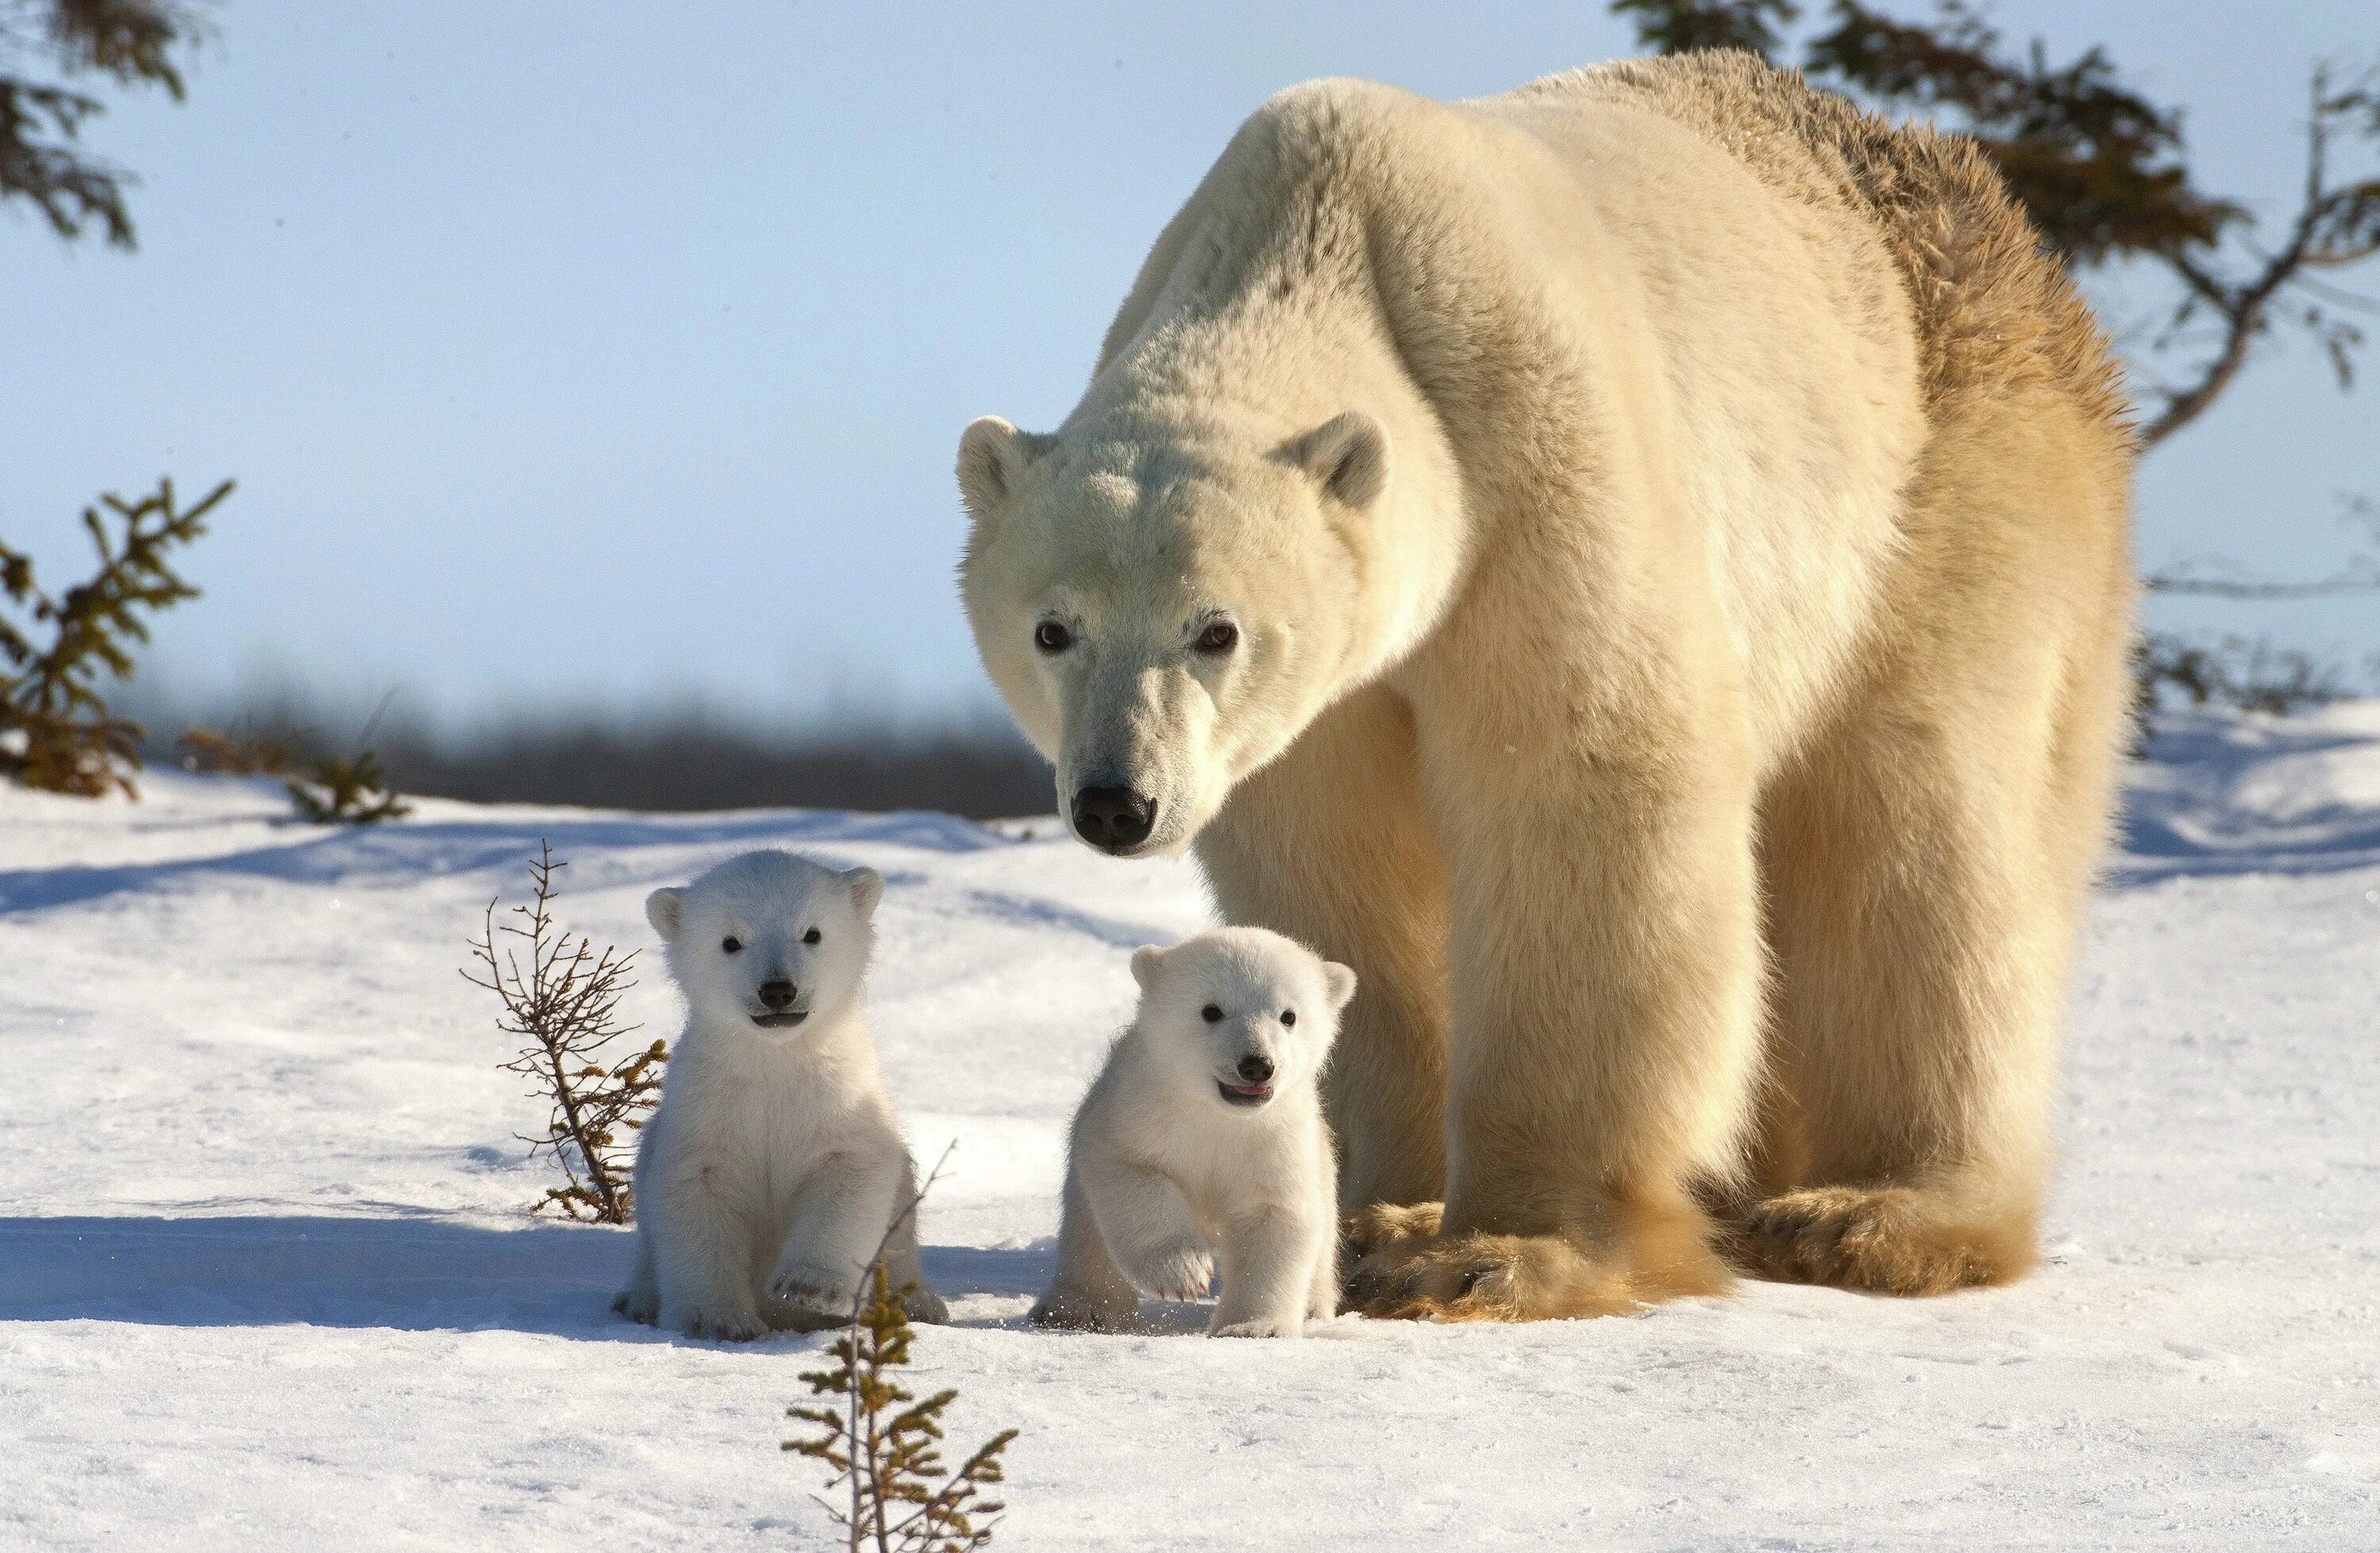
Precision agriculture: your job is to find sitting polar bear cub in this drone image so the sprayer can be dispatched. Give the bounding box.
[614,849,946,1340]
[1032,927,1356,1338]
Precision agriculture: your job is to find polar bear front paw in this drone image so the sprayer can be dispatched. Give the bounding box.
[1345,1228,1645,1323]
[1029,1285,1138,1332]
[1212,1314,1301,1339]
[1120,1238,1214,1302]
[612,1284,660,1326]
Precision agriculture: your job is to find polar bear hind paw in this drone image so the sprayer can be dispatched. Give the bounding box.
[1733,1186,2033,1297]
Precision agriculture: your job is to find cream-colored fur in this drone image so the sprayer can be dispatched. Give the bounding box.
[960,54,2133,1319]
[1031,928,1356,1337]
[615,851,946,1340]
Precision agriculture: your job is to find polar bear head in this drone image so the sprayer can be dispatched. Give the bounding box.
[957,406,1408,856]
[1128,927,1357,1111]
[645,850,884,1037]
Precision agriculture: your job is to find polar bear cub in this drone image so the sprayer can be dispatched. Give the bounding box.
[1032,927,1356,1337]
[613,849,946,1340]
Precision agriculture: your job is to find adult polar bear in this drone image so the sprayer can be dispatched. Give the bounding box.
[958,53,2133,1320]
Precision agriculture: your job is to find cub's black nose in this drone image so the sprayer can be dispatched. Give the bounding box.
[1073,785,1155,851]
[1236,1053,1275,1084]
[758,979,798,1010]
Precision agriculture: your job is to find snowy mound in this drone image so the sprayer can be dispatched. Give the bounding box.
[3,708,2375,1550]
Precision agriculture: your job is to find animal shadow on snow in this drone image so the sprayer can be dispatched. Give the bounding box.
[0,1216,1054,1340]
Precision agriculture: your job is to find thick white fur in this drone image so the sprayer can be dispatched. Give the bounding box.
[614,850,946,1340]
[1032,928,1357,1337]
[961,56,2134,1317]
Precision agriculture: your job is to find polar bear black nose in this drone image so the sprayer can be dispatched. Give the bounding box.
[758,980,797,1010]
[1236,1053,1274,1083]
[1073,786,1155,851]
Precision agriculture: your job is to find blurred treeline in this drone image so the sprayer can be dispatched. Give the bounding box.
[148,692,1054,818]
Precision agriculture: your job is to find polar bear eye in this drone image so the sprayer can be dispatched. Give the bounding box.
[721,936,743,954]
[1201,1004,1223,1023]
[1034,618,1073,653]
[1193,620,1238,654]
[803,928,822,945]
[1280,1009,1296,1026]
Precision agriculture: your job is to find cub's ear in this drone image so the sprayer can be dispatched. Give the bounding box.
[1129,944,1168,990]
[1288,410,1389,509]
[844,866,885,922]
[956,415,1052,517]
[1321,960,1359,1013]
[644,887,686,943]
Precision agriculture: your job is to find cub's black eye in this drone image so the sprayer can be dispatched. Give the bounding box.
[1193,620,1238,654]
[1201,1004,1223,1023]
[803,928,822,945]
[1280,1009,1296,1026]
[721,936,743,954]
[1034,619,1073,653]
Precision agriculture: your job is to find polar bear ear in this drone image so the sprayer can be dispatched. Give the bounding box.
[957,416,1051,517]
[1321,960,1359,1013]
[1288,411,1390,509]
[1129,944,1168,990]
[645,887,686,943]
[844,866,885,922]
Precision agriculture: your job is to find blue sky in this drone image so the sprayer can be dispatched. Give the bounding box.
[6,1,2377,732]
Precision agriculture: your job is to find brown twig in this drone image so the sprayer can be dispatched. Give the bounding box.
[463,840,665,1223]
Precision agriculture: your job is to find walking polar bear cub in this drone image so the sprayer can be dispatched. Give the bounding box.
[1032,928,1356,1337]
[958,54,2134,1320]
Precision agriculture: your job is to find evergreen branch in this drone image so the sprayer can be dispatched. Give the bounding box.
[0,475,228,797]
[783,1145,1017,1552]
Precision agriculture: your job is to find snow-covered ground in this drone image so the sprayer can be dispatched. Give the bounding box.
[3,706,2376,1551]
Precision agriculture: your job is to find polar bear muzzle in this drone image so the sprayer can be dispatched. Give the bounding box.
[1072,783,1157,853]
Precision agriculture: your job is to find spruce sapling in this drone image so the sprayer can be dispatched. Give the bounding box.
[1,478,231,797]
[288,690,411,823]
[466,841,666,1223]
[786,1146,1019,1553]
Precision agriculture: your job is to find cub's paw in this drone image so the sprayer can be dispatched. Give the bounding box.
[1120,1238,1214,1302]
[1212,1315,1301,1340]
[903,1285,950,1325]
[612,1284,659,1326]
[1027,1288,1138,1332]
[1346,1230,1641,1323]
[676,1304,768,1343]
[767,1265,854,1315]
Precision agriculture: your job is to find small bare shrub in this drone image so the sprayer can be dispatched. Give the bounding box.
[177,722,299,776]
[1,478,231,797]
[787,1150,1019,1553]
[465,841,666,1223]
[2133,632,2347,721]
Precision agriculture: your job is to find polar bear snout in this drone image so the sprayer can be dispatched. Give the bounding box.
[1071,783,1157,853]
[750,978,809,1029]
[1219,1049,1276,1107]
